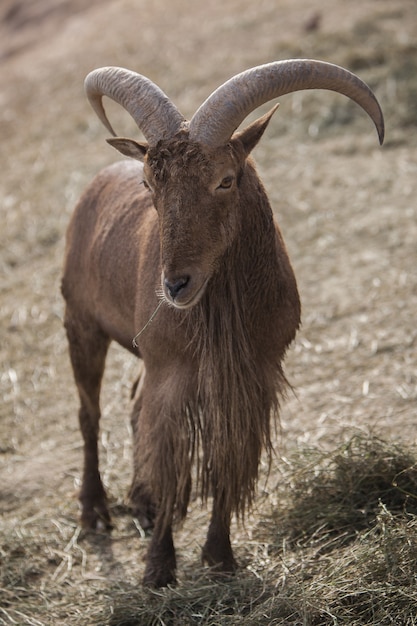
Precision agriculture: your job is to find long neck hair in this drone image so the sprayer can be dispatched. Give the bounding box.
[150,164,299,531]
[188,165,293,519]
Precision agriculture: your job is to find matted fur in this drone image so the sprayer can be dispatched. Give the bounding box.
[138,161,299,532]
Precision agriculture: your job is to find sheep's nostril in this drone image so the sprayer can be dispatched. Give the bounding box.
[164,275,190,299]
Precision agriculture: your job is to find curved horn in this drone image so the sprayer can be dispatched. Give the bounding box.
[84,66,186,145]
[189,59,384,147]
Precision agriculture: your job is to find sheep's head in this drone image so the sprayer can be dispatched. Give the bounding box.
[84,61,385,309]
[145,137,245,308]
[105,108,276,308]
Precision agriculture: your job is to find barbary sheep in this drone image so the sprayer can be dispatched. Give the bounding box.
[61,59,384,587]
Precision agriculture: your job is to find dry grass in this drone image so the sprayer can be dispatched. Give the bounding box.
[274,435,417,544]
[1,0,417,623]
[2,435,417,625]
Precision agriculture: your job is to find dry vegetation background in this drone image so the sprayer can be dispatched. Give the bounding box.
[1,0,416,624]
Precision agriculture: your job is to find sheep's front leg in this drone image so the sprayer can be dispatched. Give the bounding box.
[128,366,156,531]
[143,515,176,587]
[202,492,237,575]
[131,377,187,587]
[64,312,111,530]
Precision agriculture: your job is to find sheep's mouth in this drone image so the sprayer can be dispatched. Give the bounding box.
[162,273,209,310]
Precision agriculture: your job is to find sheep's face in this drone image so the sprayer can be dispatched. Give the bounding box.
[107,110,275,309]
[143,139,245,309]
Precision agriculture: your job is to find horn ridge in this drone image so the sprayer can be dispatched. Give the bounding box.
[84,66,186,145]
[189,59,384,146]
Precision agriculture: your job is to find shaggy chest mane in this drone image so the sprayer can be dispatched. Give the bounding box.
[176,233,287,518]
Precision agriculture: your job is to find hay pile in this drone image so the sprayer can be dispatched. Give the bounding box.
[2,434,417,625]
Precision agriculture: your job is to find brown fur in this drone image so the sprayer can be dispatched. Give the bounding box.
[62,115,301,587]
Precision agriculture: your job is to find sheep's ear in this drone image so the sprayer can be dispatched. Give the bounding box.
[106,137,148,161]
[232,103,280,156]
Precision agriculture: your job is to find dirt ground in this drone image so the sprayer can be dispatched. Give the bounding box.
[0,0,416,622]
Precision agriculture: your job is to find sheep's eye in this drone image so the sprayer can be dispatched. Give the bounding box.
[217,176,234,190]
[142,179,150,190]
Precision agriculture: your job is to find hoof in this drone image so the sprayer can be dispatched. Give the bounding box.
[143,526,177,588]
[143,564,177,588]
[201,542,237,575]
[80,501,112,532]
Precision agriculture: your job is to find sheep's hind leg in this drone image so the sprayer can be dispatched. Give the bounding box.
[64,311,111,530]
